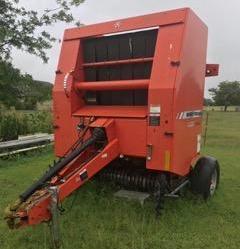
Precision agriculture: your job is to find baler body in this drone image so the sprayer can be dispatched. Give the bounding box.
[6,8,220,229]
[54,8,208,176]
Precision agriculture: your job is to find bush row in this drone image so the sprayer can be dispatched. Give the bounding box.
[0,105,52,141]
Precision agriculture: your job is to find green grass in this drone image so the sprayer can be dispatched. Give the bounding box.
[204,106,240,112]
[0,112,240,249]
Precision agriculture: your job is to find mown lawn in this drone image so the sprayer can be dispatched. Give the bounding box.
[0,112,240,249]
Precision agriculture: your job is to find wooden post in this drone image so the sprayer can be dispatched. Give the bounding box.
[49,186,61,249]
[203,111,209,146]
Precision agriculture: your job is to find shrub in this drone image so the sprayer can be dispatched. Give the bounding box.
[0,105,53,141]
[0,107,21,141]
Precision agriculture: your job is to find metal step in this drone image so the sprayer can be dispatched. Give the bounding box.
[114,189,150,206]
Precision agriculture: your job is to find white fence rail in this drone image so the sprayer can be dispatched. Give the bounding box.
[0,134,54,157]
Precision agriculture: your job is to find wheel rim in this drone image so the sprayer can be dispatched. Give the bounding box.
[210,168,217,196]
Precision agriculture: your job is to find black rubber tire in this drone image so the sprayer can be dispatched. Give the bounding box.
[190,156,220,199]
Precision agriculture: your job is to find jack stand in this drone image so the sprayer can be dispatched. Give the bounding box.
[48,186,61,249]
[164,179,189,198]
[154,175,167,217]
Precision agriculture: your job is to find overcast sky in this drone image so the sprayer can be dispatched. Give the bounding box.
[13,0,240,97]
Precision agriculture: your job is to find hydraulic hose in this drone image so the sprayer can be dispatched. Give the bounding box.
[19,128,106,202]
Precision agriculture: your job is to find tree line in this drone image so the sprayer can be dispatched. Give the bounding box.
[206,81,240,111]
[0,0,85,110]
[0,60,52,109]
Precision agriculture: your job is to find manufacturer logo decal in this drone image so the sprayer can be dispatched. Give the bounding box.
[114,21,121,29]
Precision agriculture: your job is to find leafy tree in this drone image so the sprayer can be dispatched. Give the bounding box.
[209,81,240,111]
[204,98,214,106]
[0,1,80,109]
[0,60,52,109]
[0,0,85,62]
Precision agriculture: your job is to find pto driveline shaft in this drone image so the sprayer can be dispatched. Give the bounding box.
[20,128,105,202]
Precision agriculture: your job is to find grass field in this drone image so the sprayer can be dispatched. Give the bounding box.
[204,106,240,112]
[0,112,240,249]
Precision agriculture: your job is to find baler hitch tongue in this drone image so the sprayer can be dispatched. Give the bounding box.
[5,127,107,229]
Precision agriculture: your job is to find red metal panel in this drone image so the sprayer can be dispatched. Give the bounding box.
[146,22,186,172]
[73,106,147,118]
[171,9,208,176]
[64,8,187,40]
[89,118,147,157]
[53,39,82,157]
[114,118,147,157]
[206,64,219,77]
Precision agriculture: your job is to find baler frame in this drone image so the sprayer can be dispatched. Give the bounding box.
[5,8,220,231]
